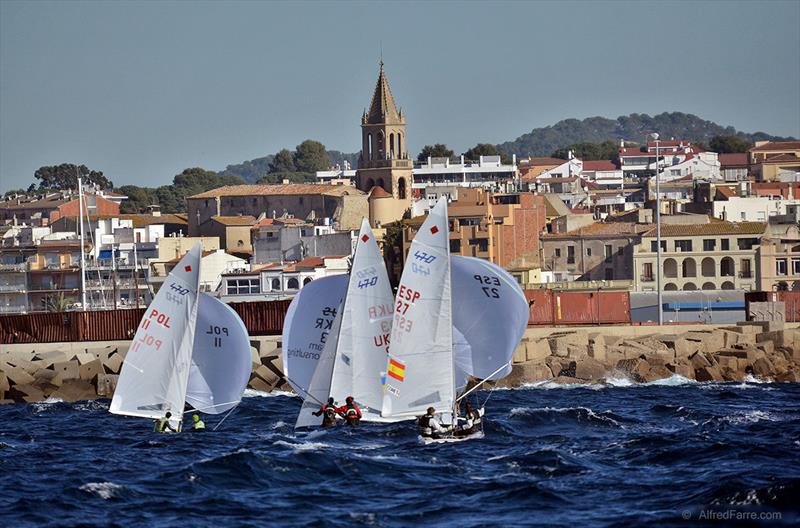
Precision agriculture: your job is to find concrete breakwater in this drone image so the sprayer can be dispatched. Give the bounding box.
[1,323,799,404]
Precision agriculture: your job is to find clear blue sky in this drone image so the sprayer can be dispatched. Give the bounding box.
[1,0,798,192]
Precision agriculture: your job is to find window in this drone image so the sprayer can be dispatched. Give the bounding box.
[287,277,299,289]
[642,262,654,281]
[555,248,561,258]
[227,278,260,295]
[738,238,759,250]
[675,240,692,252]
[271,278,280,290]
[604,245,613,263]
[670,169,681,176]
[618,246,624,256]
[303,277,313,285]
[776,259,788,276]
[740,212,747,221]
[650,240,666,252]
[450,239,461,253]
[586,247,592,257]
[740,259,752,278]
[703,239,716,251]
[792,259,800,275]
[721,239,730,250]
[604,268,614,280]
[468,238,488,251]
[567,246,575,264]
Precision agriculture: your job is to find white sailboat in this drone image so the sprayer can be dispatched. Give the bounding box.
[110,243,252,431]
[292,218,396,428]
[381,197,529,440]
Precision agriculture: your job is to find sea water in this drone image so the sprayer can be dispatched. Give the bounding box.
[1,378,798,527]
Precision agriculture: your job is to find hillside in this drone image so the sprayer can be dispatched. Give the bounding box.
[496,112,794,158]
[219,150,359,184]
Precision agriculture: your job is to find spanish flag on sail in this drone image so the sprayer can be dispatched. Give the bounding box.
[388,358,406,382]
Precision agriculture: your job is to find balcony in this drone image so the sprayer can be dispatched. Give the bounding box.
[641,275,655,282]
[739,271,753,279]
[0,283,27,292]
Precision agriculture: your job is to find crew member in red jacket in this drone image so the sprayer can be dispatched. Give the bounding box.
[338,396,362,426]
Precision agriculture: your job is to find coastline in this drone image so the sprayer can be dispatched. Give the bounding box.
[1,322,799,405]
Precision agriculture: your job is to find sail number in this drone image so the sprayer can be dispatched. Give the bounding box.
[316,306,338,344]
[474,274,501,299]
[206,325,229,347]
[357,276,378,289]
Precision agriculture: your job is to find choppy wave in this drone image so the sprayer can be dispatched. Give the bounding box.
[1,381,798,526]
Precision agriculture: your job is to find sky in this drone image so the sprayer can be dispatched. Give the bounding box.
[1,0,799,192]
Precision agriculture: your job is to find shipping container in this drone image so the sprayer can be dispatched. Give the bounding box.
[524,290,630,326]
[747,291,800,322]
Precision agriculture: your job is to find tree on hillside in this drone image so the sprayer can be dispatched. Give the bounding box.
[463,143,511,164]
[118,185,158,214]
[34,163,112,191]
[709,135,751,154]
[417,144,454,162]
[293,140,330,173]
[552,140,620,163]
[269,149,297,173]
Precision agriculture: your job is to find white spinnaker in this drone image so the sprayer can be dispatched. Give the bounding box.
[185,294,252,415]
[451,256,529,381]
[382,197,454,419]
[281,274,348,397]
[110,243,202,429]
[328,218,395,421]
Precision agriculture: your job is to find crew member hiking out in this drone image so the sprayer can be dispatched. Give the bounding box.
[313,397,339,427]
[191,414,206,431]
[339,396,362,426]
[417,407,451,439]
[154,411,178,433]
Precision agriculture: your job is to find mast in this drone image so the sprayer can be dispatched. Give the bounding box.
[77,176,87,311]
[133,242,140,309]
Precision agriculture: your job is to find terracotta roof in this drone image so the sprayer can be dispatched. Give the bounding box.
[750,141,800,152]
[210,215,257,226]
[718,153,749,167]
[120,214,188,227]
[642,221,766,237]
[544,222,653,239]
[536,176,578,183]
[715,186,738,199]
[188,184,364,199]
[582,160,618,171]
[759,153,800,163]
[295,257,325,268]
[0,196,72,210]
[369,186,392,198]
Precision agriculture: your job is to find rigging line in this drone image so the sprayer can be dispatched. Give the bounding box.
[282,373,325,408]
[455,360,511,404]
[212,405,237,431]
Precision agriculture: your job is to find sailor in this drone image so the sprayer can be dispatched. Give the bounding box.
[417,407,451,439]
[154,411,178,433]
[312,397,339,427]
[340,396,362,426]
[191,414,206,431]
[457,401,482,432]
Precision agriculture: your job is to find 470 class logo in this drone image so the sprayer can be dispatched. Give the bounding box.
[411,250,436,276]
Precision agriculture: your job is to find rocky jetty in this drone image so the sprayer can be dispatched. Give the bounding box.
[1,323,799,404]
[498,322,800,387]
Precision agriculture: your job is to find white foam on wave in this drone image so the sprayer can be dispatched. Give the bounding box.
[80,481,122,500]
[243,388,296,398]
[273,439,331,452]
[645,374,696,386]
[509,406,621,426]
[721,410,779,425]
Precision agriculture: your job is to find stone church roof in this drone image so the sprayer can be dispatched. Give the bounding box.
[364,62,402,125]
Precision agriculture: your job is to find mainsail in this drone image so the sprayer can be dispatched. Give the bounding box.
[185,293,252,415]
[382,197,454,419]
[281,274,348,397]
[110,243,202,429]
[294,219,395,428]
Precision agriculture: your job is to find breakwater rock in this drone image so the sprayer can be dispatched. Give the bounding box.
[1,323,799,404]
[497,322,800,388]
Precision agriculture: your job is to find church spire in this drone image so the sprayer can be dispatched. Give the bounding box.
[365,61,401,125]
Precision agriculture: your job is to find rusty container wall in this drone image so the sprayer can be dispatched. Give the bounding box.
[596,291,631,324]
[74,309,146,341]
[524,289,554,326]
[229,299,292,336]
[775,291,800,322]
[553,292,595,325]
[0,312,75,344]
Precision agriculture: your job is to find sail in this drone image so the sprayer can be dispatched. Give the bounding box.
[281,274,348,398]
[327,218,396,421]
[185,294,252,415]
[382,197,454,419]
[451,256,529,381]
[110,243,202,429]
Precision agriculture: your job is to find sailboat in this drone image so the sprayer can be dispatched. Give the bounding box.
[110,243,252,431]
[381,197,528,441]
[283,218,397,428]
